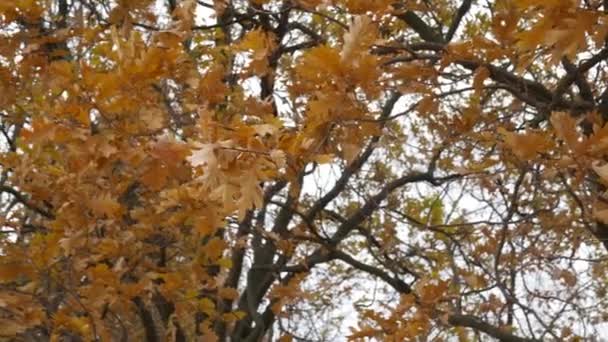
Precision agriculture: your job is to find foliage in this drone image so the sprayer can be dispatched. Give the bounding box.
[1,0,608,340]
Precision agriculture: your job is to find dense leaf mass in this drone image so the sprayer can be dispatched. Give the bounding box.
[2,0,608,340]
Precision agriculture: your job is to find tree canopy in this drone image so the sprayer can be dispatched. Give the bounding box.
[2,0,608,340]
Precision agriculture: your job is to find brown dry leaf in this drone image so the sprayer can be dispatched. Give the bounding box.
[140,108,165,132]
[417,96,438,114]
[237,171,264,220]
[593,199,608,224]
[499,127,552,160]
[140,163,169,190]
[592,162,608,184]
[416,279,449,305]
[473,66,490,94]
[89,194,123,218]
[341,15,377,63]
[551,111,581,151]
[341,143,360,164]
[0,263,34,282]
[150,138,190,166]
[560,270,577,287]
[0,319,28,337]
[270,149,287,168]
[218,287,239,300]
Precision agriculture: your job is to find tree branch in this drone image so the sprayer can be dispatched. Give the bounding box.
[445,0,473,42]
[448,314,540,342]
[0,186,54,219]
[304,92,401,222]
[394,9,445,43]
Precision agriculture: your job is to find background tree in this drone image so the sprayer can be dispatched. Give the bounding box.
[1,0,608,341]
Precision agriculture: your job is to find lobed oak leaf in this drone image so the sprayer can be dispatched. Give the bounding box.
[416,279,449,305]
[253,124,278,136]
[199,65,229,106]
[270,149,287,168]
[313,154,334,164]
[140,163,169,190]
[150,137,190,165]
[0,263,34,283]
[195,218,217,236]
[463,274,486,289]
[593,200,608,224]
[237,172,264,220]
[88,194,123,218]
[340,143,360,164]
[218,287,239,300]
[172,0,196,25]
[188,143,219,178]
[204,237,227,261]
[547,12,597,61]
[237,29,276,75]
[473,66,490,94]
[199,323,219,342]
[592,162,608,184]
[198,297,216,316]
[551,111,581,151]
[558,269,577,287]
[416,96,438,114]
[238,29,267,54]
[297,45,342,82]
[341,15,377,64]
[499,127,552,160]
[140,107,165,132]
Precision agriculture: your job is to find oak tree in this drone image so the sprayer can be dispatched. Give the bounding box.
[1,0,608,340]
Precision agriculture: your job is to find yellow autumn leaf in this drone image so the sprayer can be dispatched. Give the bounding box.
[297,45,342,83]
[237,171,264,220]
[218,287,239,300]
[198,297,216,316]
[313,154,334,164]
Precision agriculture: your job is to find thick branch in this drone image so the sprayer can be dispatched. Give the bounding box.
[133,297,160,342]
[553,48,608,103]
[561,57,594,102]
[445,0,473,42]
[304,92,401,222]
[448,314,540,342]
[0,186,54,219]
[395,10,445,43]
[329,171,461,245]
[332,250,412,293]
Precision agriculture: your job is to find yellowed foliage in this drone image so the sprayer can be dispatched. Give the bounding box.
[499,128,552,161]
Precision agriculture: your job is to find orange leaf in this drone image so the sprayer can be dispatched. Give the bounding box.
[88,194,123,218]
[499,128,552,160]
